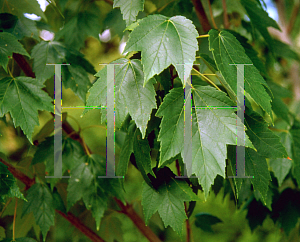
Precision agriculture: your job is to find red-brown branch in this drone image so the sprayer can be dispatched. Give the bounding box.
[13,53,35,78]
[191,0,211,32]
[0,158,106,242]
[114,198,162,242]
[222,0,229,29]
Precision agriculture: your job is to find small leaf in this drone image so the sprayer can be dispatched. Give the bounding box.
[113,0,144,26]
[195,213,223,232]
[22,183,55,241]
[0,32,30,71]
[0,77,53,142]
[142,173,199,236]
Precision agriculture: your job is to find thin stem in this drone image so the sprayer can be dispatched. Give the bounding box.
[184,203,191,242]
[13,198,18,241]
[191,0,211,32]
[0,197,12,218]
[222,0,229,29]
[207,0,218,29]
[192,68,221,91]
[268,127,289,133]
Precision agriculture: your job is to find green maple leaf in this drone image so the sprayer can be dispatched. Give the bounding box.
[84,58,157,138]
[124,14,198,86]
[55,12,101,49]
[245,112,288,158]
[113,0,144,26]
[142,177,199,236]
[31,41,94,102]
[156,86,254,197]
[22,183,55,241]
[0,32,30,71]
[0,0,46,21]
[0,77,53,142]
[192,86,254,197]
[0,14,39,40]
[240,0,280,52]
[67,154,123,230]
[208,29,272,119]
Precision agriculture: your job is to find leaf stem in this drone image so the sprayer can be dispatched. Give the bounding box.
[192,68,221,91]
[0,197,12,218]
[13,198,18,241]
[191,0,211,32]
[196,34,209,38]
[207,0,218,29]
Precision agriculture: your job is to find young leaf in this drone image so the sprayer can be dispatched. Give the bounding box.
[0,32,30,71]
[208,29,272,119]
[113,0,144,26]
[84,58,157,138]
[142,177,199,236]
[22,183,55,241]
[124,14,198,86]
[0,77,53,142]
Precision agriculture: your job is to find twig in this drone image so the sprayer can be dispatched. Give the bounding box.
[287,2,300,34]
[12,53,35,78]
[192,68,221,91]
[13,198,18,241]
[184,203,191,242]
[13,46,160,242]
[191,0,211,32]
[56,211,105,242]
[207,0,218,29]
[222,0,229,29]
[114,198,162,242]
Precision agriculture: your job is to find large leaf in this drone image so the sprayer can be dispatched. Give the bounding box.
[22,183,55,241]
[156,86,254,197]
[142,175,199,236]
[113,0,144,26]
[0,162,15,197]
[291,121,300,185]
[240,0,280,52]
[0,32,30,71]
[192,85,254,197]
[0,77,53,141]
[0,0,46,21]
[209,29,272,119]
[124,14,198,86]
[84,58,157,138]
[31,41,94,102]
